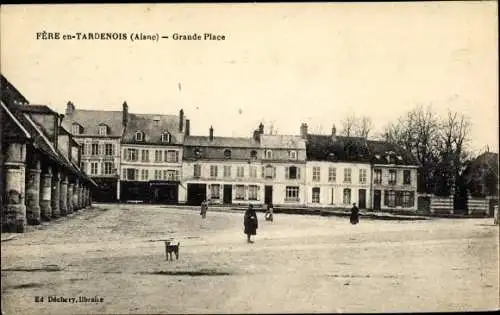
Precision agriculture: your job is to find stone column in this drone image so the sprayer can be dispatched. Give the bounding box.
[51,170,60,218]
[67,181,74,214]
[59,174,68,216]
[78,183,84,209]
[26,158,41,225]
[3,143,27,233]
[73,179,80,211]
[83,187,88,207]
[40,165,53,221]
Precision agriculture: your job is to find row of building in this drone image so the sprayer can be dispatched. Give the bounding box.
[1,75,96,232]
[59,90,419,212]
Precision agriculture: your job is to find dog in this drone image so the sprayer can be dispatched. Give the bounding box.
[165,241,180,261]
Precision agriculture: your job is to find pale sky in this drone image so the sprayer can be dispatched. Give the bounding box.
[1,2,498,152]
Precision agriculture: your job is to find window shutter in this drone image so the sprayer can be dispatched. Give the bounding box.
[257,186,261,201]
[244,185,248,200]
[285,167,289,179]
[273,166,276,178]
[261,166,265,178]
[297,167,301,180]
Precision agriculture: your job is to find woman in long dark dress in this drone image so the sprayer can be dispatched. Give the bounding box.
[244,204,258,243]
[350,203,359,225]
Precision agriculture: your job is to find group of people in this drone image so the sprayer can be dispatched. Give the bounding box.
[199,200,360,244]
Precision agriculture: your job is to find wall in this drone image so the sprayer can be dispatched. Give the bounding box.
[121,144,182,181]
[372,165,418,211]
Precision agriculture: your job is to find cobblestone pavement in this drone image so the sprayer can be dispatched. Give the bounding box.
[1,204,499,314]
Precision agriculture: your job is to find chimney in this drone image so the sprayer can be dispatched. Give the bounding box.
[65,101,75,116]
[253,130,260,142]
[300,123,308,139]
[209,126,214,141]
[185,119,190,136]
[259,123,264,135]
[331,124,337,142]
[179,109,184,132]
[122,101,129,127]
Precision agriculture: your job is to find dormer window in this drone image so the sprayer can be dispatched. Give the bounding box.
[224,149,232,159]
[161,132,171,143]
[289,150,297,160]
[194,148,201,158]
[72,123,81,135]
[266,150,273,159]
[327,152,337,161]
[250,150,257,159]
[135,131,144,142]
[98,125,108,136]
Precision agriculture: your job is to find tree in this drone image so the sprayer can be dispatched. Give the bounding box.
[340,114,373,138]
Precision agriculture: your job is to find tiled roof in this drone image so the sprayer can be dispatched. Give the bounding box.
[62,109,124,137]
[1,75,29,104]
[306,134,371,163]
[18,104,59,115]
[260,135,306,149]
[367,140,418,165]
[122,113,185,144]
[184,136,260,148]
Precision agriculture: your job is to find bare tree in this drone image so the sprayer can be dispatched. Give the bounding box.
[341,114,373,138]
[340,114,357,137]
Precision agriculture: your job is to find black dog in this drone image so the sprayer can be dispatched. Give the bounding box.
[165,241,180,261]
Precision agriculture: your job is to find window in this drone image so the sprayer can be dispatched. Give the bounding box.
[235,185,245,200]
[90,162,98,175]
[98,125,107,136]
[289,150,297,160]
[237,166,245,178]
[330,188,335,204]
[384,190,396,207]
[403,191,415,208]
[374,169,382,184]
[266,150,273,159]
[343,168,352,183]
[223,165,231,178]
[155,150,162,163]
[248,185,258,200]
[166,150,179,163]
[285,186,300,202]
[194,148,201,158]
[210,184,220,200]
[359,169,367,184]
[79,143,85,155]
[154,170,162,180]
[161,133,171,143]
[141,150,149,162]
[126,168,137,180]
[250,150,257,159]
[141,169,149,181]
[135,131,144,141]
[224,149,232,159]
[72,124,80,135]
[343,188,351,205]
[286,166,300,180]
[395,191,404,207]
[403,170,411,185]
[122,168,126,179]
[80,162,86,173]
[105,143,114,156]
[263,165,275,179]
[312,167,320,182]
[250,166,257,178]
[210,165,218,178]
[312,187,320,203]
[126,148,138,161]
[91,143,99,156]
[166,170,179,181]
[103,162,114,175]
[389,170,397,185]
[328,167,336,182]
[194,164,201,178]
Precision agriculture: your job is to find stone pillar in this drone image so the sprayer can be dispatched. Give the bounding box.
[83,187,88,207]
[73,179,80,211]
[2,143,27,233]
[40,165,53,221]
[51,170,61,218]
[26,158,41,225]
[59,174,68,215]
[67,181,74,213]
[78,183,84,209]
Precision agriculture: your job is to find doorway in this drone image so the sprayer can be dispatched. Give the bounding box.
[187,183,207,206]
[358,189,366,209]
[373,190,381,210]
[223,185,232,204]
[265,185,273,205]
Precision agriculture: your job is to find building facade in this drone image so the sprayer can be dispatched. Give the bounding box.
[1,75,95,233]
[181,126,263,205]
[304,124,372,209]
[120,109,187,204]
[62,101,123,202]
[367,140,419,211]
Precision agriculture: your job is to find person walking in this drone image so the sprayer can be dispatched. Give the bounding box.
[350,202,359,225]
[244,204,258,243]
